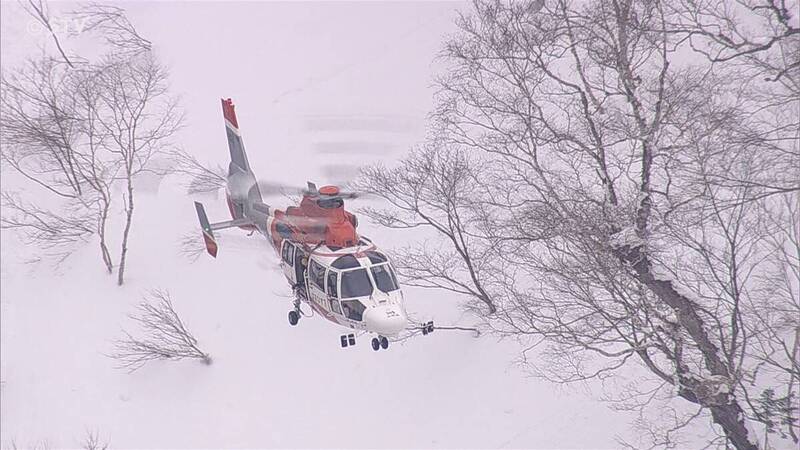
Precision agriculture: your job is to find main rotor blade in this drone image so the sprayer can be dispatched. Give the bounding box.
[256,180,370,200]
[256,181,309,197]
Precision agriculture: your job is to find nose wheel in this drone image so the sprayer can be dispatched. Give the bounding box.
[288,298,302,326]
[371,336,389,351]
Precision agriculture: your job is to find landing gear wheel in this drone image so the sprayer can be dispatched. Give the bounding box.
[371,337,381,351]
[380,336,389,349]
[288,310,299,326]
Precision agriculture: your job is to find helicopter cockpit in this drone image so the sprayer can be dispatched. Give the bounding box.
[317,251,400,317]
[302,247,406,335]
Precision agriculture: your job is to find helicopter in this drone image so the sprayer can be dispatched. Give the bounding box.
[193,98,434,351]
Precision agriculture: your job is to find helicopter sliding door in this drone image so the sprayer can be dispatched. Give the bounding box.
[281,240,308,289]
[280,240,296,283]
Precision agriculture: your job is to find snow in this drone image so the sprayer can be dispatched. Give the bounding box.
[0,3,638,445]
[0,1,741,447]
[1,186,639,448]
[609,226,644,250]
[740,410,762,449]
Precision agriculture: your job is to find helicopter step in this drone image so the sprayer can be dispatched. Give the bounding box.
[340,333,356,348]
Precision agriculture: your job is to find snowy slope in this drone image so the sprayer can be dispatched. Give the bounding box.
[1,183,639,449]
[0,1,717,448]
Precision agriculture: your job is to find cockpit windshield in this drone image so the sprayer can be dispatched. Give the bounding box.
[370,263,399,292]
[340,268,373,298]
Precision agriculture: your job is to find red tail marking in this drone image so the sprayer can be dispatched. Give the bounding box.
[221,98,239,129]
[202,231,218,258]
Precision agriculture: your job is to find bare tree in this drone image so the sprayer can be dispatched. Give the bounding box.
[71,3,152,58]
[360,1,799,448]
[19,0,77,67]
[92,53,183,285]
[178,229,209,262]
[0,58,115,271]
[2,1,182,281]
[81,429,109,450]
[169,149,226,195]
[0,193,95,263]
[110,290,210,373]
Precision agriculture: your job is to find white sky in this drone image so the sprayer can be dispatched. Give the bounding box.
[1,1,465,186]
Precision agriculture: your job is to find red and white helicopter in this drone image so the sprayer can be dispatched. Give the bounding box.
[193,99,433,351]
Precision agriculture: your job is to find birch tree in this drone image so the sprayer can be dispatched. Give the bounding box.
[1,1,182,281]
[1,59,114,270]
[361,1,799,448]
[92,54,182,285]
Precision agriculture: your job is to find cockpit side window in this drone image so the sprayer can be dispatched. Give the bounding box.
[309,259,325,291]
[327,271,342,315]
[371,263,399,292]
[340,268,373,298]
[326,270,339,298]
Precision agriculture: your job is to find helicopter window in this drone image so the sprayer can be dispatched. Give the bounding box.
[317,197,344,209]
[365,251,387,264]
[309,260,325,291]
[370,264,399,292]
[330,297,342,315]
[340,268,374,298]
[281,241,294,264]
[332,254,360,269]
[326,270,339,298]
[341,299,366,321]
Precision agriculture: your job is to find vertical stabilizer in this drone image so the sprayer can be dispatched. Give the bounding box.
[221,98,251,173]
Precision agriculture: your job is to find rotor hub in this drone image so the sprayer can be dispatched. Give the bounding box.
[319,185,340,196]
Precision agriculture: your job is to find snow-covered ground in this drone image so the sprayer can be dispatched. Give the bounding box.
[1,181,642,448]
[0,1,727,448]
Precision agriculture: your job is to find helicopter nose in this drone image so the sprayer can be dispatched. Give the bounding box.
[364,305,407,336]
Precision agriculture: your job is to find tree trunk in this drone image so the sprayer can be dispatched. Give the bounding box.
[117,179,134,285]
[709,404,759,450]
[100,236,113,274]
[788,327,800,443]
[615,243,758,450]
[99,197,113,274]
